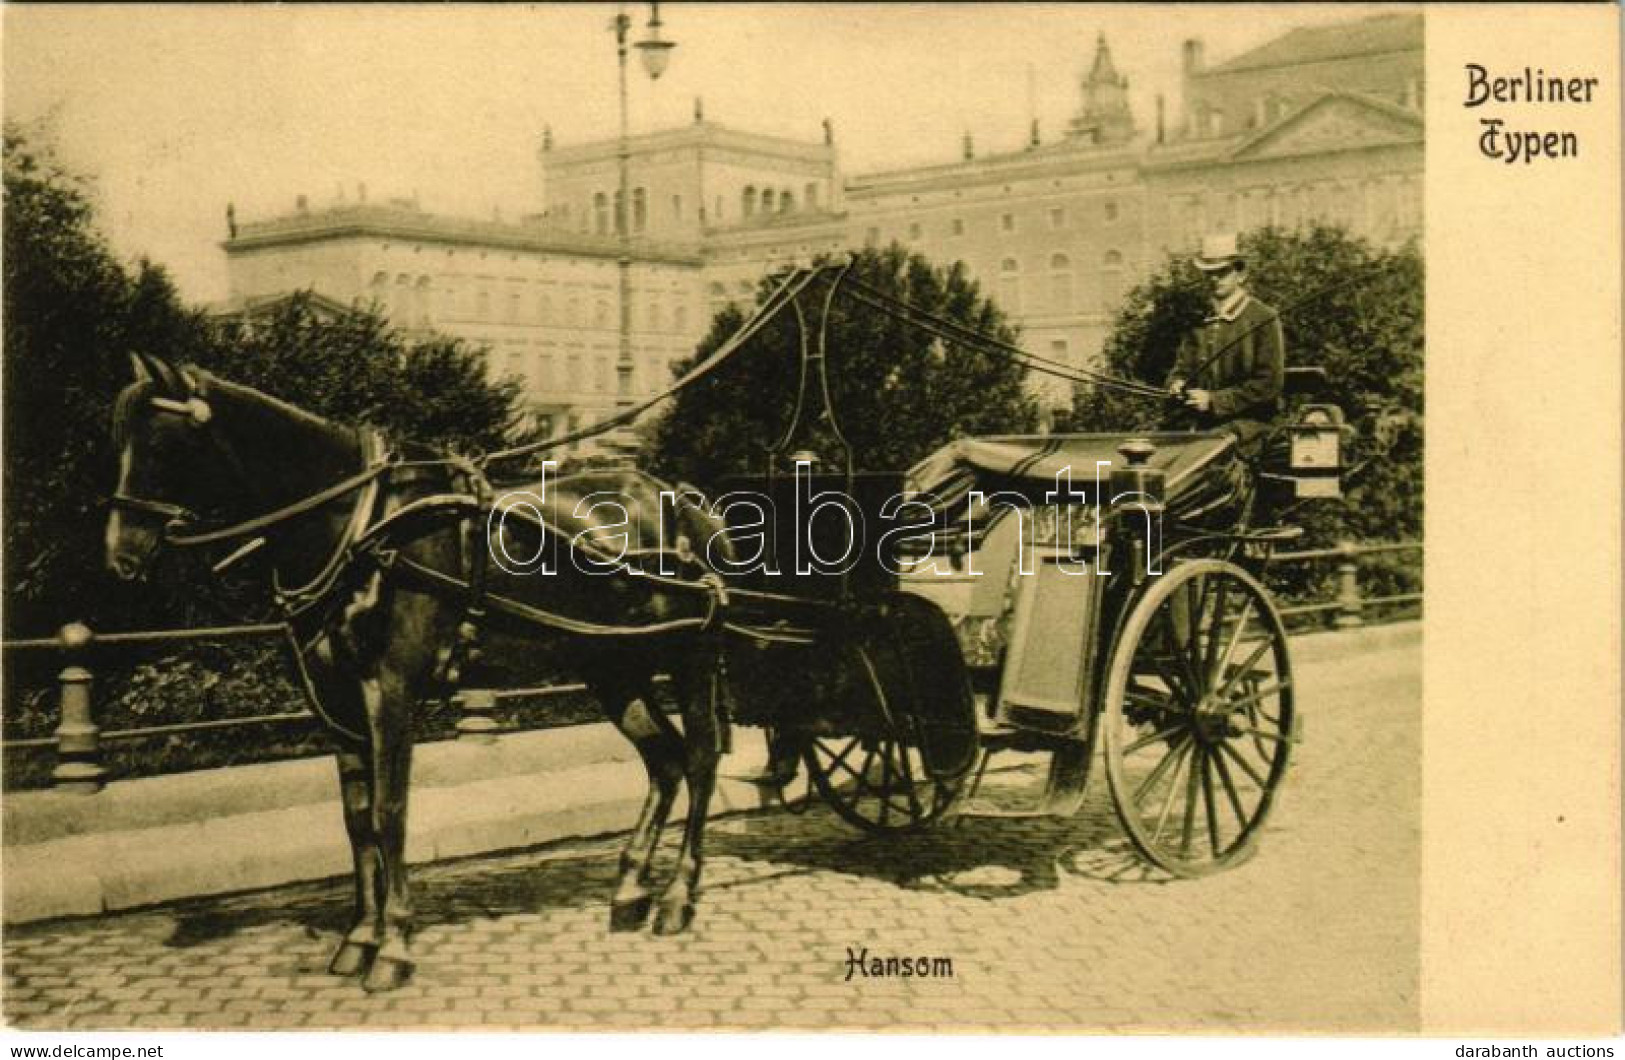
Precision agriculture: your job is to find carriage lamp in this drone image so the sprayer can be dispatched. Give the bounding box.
[1288,404,1347,498]
[1110,439,1165,582]
[1109,438,1166,516]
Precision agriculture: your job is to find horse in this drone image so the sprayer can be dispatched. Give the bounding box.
[105,354,736,992]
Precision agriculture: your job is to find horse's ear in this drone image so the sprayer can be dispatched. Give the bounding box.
[143,356,185,397]
[177,364,203,396]
[128,352,153,383]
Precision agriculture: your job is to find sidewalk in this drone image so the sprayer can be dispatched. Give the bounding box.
[2,620,1418,926]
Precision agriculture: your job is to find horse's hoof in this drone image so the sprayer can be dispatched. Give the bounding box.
[362,955,414,993]
[609,894,653,932]
[651,901,695,936]
[328,941,377,977]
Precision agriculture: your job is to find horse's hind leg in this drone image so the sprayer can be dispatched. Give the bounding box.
[653,657,722,936]
[603,685,684,931]
[361,672,417,993]
[329,746,382,976]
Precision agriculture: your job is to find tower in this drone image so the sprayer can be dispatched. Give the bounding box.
[1068,32,1135,145]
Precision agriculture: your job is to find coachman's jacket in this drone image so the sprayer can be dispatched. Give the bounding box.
[1166,293,1285,451]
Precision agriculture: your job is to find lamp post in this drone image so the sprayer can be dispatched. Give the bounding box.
[611,2,676,445]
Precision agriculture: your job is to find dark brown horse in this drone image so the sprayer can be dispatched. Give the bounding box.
[106,356,734,991]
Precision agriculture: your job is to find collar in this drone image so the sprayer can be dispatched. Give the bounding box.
[1207,289,1251,324]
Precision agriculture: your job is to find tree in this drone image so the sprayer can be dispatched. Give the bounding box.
[199,295,529,456]
[647,244,1039,489]
[2,126,217,634]
[1,125,534,635]
[1073,224,1424,595]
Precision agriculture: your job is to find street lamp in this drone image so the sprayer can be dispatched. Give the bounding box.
[612,2,676,436]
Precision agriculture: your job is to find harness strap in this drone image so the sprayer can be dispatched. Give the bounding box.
[167,459,392,548]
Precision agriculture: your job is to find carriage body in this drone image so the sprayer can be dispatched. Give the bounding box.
[770,422,1331,875]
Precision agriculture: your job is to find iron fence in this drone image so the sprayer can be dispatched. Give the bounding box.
[2,540,1419,793]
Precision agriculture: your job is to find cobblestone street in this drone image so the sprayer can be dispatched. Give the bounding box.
[5,640,1419,1033]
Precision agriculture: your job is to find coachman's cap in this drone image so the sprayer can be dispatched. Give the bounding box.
[1194,232,1243,272]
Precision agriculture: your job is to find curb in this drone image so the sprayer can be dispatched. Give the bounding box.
[2,621,1418,925]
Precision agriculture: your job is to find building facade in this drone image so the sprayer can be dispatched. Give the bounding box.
[221,13,1422,434]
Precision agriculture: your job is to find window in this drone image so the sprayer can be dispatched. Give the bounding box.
[708,282,728,315]
[998,258,1022,314]
[779,189,794,213]
[743,186,757,218]
[1104,199,1119,222]
[908,222,922,240]
[566,352,583,390]
[613,189,625,234]
[1048,206,1065,230]
[537,292,552,324]
[671,194,683,222]
[647,300,662,332]
[674,304,688,331]
[415,277,432,325]
[505,291,519,323]
[1100,251,1124,311]
[632,187,647,233]
[1000,213,1016,234]
[865,227,880,244]
[951,218,965,236]
[476,287,491,320]
[593,193,609,235]
[804,183,819,210]
[593,299,609,328]
[594,354,611,393]
[566,296,581,326]
[1048,253,1072,311]
[1050,338,1070,367]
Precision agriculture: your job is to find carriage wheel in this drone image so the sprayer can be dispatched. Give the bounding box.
[804,596,979,834]
[804,725,967,834]
[1101,558,1295,877]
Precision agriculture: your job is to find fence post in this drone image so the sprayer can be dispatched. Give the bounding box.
[1334,542,1365,629]
[454,688,499,742]
[51,622,107,794]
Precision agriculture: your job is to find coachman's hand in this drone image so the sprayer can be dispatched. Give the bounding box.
[1183,388,1213,413]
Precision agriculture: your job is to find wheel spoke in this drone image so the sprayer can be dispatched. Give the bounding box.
[1214,638,1278,703]
[1229,724,1289,744]
[1158,602,1205,699]
[878,747,892,827]
[892,739,925,820]
[1179,745,1202,854]
[1221,678,1291,712]
[1149,652,1196,707]
[1122,720,1189,758]
[1200,577,1231,681]
[1211,746,1251,828]
[1150,741,1195,842]
[1201,752,1222,856]
[1208,596,1258,690]
[819,737,864,780]
[1133,732,1192,805]
[1216,738,1267,789]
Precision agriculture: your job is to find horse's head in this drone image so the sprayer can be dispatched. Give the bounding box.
[105,354,224,581]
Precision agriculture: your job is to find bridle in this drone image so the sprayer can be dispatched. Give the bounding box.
[108,394,223,540]
[109,386,389,563]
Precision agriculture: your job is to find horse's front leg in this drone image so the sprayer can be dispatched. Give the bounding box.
[361,669,416,993]
[653,656,723,936]
[602,686,685,931]
[329,746,383,976]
